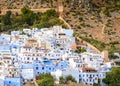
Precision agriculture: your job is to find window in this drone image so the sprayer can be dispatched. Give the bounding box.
[79,75,81,77]
[9,81,11,84]
[90,75,92,77]
[83,75,84,77]
[27,57,29,60]
[42,67,44,70]
[90,83,92,85]
[89,75,92,78]
[90,58,93,61]
[7,61,9,63]
[36,67,38,70]
[79,79,82,82]
[36,58,38,60]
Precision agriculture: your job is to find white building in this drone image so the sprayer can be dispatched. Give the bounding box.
[20,64,34,81]
[52,68,106,86]
[80,52,103,70]
[0,26,115,86]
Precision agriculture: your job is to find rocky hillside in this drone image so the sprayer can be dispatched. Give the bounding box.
[63,0,120,42]
[62,0,120,53]
[0,0,58,9]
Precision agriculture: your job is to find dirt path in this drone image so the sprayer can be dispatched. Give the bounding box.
[57,0,71,29]
[59,16,72,29]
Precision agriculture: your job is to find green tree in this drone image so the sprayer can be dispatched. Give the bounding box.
[1,11,12,25]
[59,76,65,84]
[0,15,2,22]
[65,75,77,83]
[103,67,120,86]
[37,73,55,86]
[109,54,119,59]
[38,78,54,86]
[75,47,86,53]
[65,0,70,3]
[59,75,77,84]
[81,47,86,53]
[21,7,36,25]
[44,9,59,18]
[93,83,100,86]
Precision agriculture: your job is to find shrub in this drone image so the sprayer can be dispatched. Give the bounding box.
[37,73,55,86]
[59,75,77,84]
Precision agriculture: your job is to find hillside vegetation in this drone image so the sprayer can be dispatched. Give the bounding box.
[0,7,64,33]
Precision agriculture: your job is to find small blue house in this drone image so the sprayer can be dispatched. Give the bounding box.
[0,45,11,52]
[33,59,68,76]
[4,78,23,86]
[0,36,10,44]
